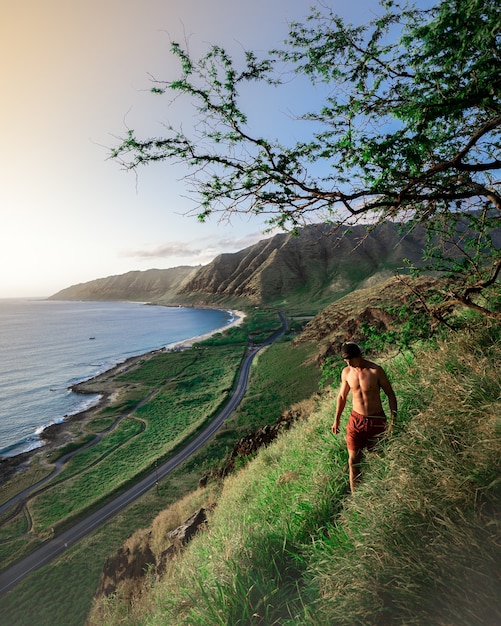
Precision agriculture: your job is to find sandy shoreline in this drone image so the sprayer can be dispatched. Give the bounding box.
[165,309,246,351]
[0,308,246,480]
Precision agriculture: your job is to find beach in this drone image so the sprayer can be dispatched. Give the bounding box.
[165,309,246,350]
[0,309,246,482]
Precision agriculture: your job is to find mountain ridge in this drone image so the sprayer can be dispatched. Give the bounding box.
[49,222,429,313]
[48,266,197,302]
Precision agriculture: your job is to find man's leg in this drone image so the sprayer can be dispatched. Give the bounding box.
[348,447,363,493]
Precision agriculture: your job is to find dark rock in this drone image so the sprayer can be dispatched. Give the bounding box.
[95,535,155,599]
[166,507,208,551]
[94,508,210,601]
[199,403,313,486]
[156,507,209,576]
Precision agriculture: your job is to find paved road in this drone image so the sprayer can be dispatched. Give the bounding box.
[0,314,286,595]
[0,389,157,518]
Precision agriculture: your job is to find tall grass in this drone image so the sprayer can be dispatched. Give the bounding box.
[98,322,500,625]
[308,323,501,626]
[118,397,349,625]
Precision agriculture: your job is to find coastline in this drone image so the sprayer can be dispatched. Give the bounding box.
[163,308,245,351]
[0,308,246,481]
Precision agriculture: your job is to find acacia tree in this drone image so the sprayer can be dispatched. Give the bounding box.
[113,0,501,319]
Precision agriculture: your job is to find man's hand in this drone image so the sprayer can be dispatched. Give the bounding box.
[388,410,397,435]
[332,423,340,435]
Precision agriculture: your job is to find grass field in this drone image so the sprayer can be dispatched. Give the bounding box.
[85,319,501,626]
[0,309,322,626]
[0,342,246,563]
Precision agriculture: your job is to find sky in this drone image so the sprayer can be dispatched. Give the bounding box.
[1,0,396,298]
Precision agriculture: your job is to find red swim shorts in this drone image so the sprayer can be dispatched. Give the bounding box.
[346,410,387,452]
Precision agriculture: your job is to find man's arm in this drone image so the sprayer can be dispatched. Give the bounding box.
[378,368,397,426]
[333,371,350,434]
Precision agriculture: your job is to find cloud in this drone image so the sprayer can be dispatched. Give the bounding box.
[121,230,274,264]
[123,242,203,258]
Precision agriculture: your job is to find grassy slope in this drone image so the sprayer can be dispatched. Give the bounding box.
[0,319,320,626]
[91,322,501,625]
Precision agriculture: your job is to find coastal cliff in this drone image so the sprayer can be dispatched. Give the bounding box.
[177,222,427,308]
[48,266,197,302]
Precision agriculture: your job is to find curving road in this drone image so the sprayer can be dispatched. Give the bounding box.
[0,313,286,595]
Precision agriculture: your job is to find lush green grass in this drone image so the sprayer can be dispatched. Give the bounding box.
[0,309,323,624]
[11,311,500,625]
[0,330,247,566]
[13,344,246,537]
[94,321,501,625]
[0,465,210,626]
[0,458,53,506]
[232,339,320,431]
[116,349,199,384]
[178,339,321,479]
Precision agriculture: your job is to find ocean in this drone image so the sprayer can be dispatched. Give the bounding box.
[0,300,232,458]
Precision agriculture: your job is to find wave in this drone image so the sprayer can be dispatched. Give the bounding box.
[0,392,102,460]
[0,433,44,458]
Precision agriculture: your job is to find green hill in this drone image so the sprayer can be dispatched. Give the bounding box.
[86,320,501,625]
[48,267,197,302]
[3,273,499,625]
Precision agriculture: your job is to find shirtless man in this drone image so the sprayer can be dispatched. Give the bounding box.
[332,342,397,492]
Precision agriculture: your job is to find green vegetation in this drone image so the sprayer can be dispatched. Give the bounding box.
[0,311,277,565]
[233,341,319,431]
[86,320,501,625]
[0,308,322,625]
[0,477,196,626]
[26,344,245,534]
[0,458,53,507]
[192,340,320,478]
[2,0,499,620]
[47,435,97,462]
[2,298,500,625]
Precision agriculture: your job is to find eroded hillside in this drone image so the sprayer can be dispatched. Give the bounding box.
[49,222,429,312]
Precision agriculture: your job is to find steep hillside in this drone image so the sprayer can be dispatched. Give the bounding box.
[86,323,501,626]
[49,267,197,301]
[178,222,427,310]
[49,222,428,312]
[296,274,442,360]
